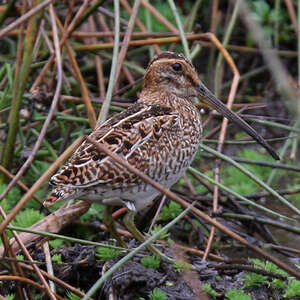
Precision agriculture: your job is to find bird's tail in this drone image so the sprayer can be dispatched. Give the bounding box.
[44,186,81,207]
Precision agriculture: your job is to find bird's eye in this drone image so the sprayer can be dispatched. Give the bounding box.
[171,63,182,71]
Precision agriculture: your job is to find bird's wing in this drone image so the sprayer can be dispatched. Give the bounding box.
[50,103,179,188]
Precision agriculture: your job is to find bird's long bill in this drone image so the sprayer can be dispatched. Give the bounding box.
[196,84,280,160]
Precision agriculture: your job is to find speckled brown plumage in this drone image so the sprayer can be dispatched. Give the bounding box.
[45,52,203,210]
[45,51,278,211]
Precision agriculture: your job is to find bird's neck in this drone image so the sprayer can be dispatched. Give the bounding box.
[139,89,195,111]
[139,89,202,141]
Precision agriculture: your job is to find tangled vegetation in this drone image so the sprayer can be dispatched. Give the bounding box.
[0,0,299,299]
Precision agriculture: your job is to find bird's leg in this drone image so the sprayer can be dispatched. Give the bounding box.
[123,209,173,262]
[102,206,127,248]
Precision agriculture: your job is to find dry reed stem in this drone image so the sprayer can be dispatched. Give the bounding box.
[88,17,106,99]
[0,276,63,300]
[0,166,42,204]
[141,0,178,33]
[175,244,225,262]
[97,11,115,43]
[43,242,55,293]
[268,244,300,255]
[210,0,219,34]
[54,12,97,129]
[120,0,161,53]
[105,0,138,89]
[5,29,298,56]
[1,201,93,299]
[0,1,36,175]
[0,0,52,39]
[19,263,89,300]
[0,201,90,256]
[20,263,90,299]
[114,0,142,86]
[120,0,148,32]
[0,137,84,236]
[64,0,76,29]
[30,0,93,92]
[117,0,160,64]
[198,33,240,260]
[284,0,298,35]
[73,36,298,57]
[73,33,208,51]
[7,29,181,38]
[0,203,56,300]
[0,4,63,210]
[169,243,211,299]
[0,225,29,299]
[97,8,135,86]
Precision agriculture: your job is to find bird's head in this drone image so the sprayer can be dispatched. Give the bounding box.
[144,51,279,160]
[144,51,201,98]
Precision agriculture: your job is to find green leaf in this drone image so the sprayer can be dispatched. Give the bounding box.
[52,254,63,265]
[271,278,286,289]
[251,258,266,268]
[202,283,217,299]
[49,239,64,249]
[16,254,24,261]
[96,247,122,262]
[173,260,192,272]
[242,272,269,288]
[66,290,84,300]
[12,209,44,228]
[25,160,50,183]
[0,184,20,214]
[150,224,170,240]
[265,260,287,276]
[160,201,182,221]
[141,255,161,269]
[225,289,251,300]
[149,288,167,300]
[283,279,300,298]
[81,203,105,223]
[221,149,276,195]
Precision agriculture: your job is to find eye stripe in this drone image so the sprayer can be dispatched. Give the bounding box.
[148,51,194,69]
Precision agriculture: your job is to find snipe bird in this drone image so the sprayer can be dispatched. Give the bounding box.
[45,52,278,250]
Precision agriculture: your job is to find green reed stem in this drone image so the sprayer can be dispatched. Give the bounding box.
[199,143,300,215]
[97,0,120,125]
[1,4,38,175]
[168,0,191,59]
[214,0,241,97]
[188,166,289,220]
